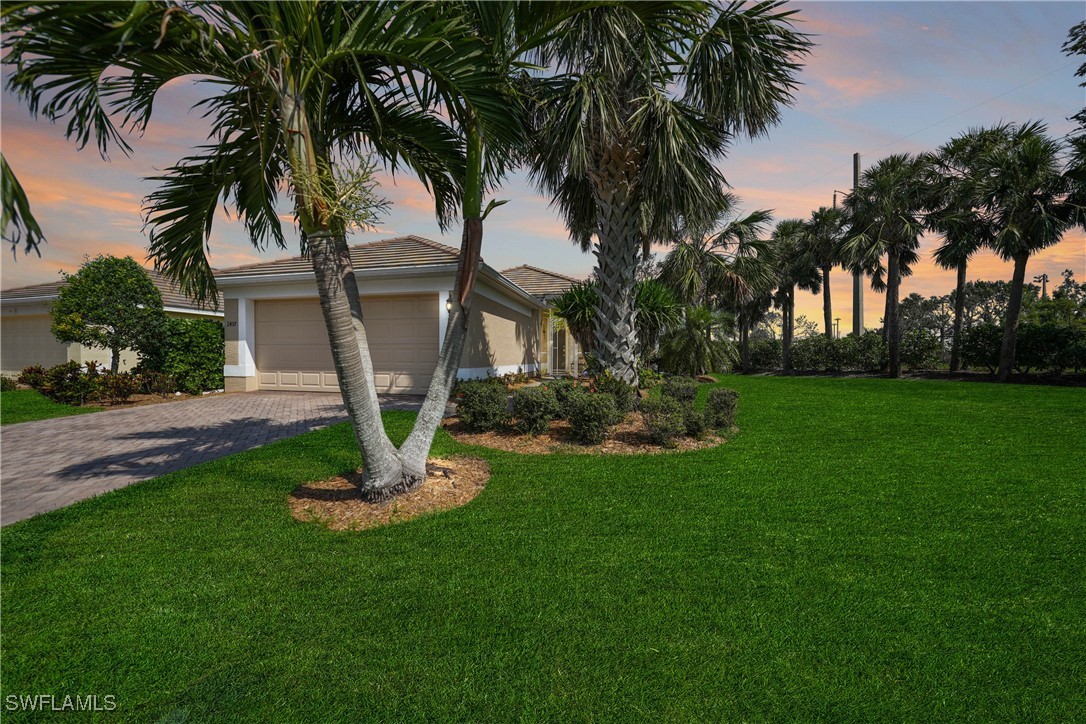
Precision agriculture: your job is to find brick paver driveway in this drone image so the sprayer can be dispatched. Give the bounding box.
[1,391,426,526]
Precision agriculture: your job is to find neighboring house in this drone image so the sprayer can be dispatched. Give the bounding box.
[1,271,222,376]
[500,265,585,377]
[215,236,546,394]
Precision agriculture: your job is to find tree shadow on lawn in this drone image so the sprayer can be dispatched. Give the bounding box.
[53,413,348,482]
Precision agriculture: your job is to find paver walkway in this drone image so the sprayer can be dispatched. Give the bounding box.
[1,391,427,526]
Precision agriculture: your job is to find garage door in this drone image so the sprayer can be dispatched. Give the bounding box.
[254,296,438,394]
[1,315,68,374]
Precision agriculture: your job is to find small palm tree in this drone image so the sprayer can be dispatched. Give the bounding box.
[658,305,737,376]
[968,121,1079,381]
[841,154,929,377]
[771,219,821,373]
[803,205,847,339]
[552,279,681,361]
[529,2,812,384]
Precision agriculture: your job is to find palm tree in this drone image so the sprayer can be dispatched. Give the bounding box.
[1,154,45,256]
[551,279,681,362]
[771,219,821,373]
[529,2,812,384]
[659,192,774,308]
[841,154,929,377]
[925,125,1011,371]
[3,1,526,500]
[969,122,1078,381]
[803,205,847,339]
[658,305,737,376]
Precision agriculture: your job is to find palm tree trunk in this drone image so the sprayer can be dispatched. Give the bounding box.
[308,232,403,495]
[782,286,794,374]
[591,147,641,384]
[740,321,751,372]
[823,265,833,340]
[110,347,120,375]
[886,250,902,378]
[997,251,1030,382]
[949,260,967,372]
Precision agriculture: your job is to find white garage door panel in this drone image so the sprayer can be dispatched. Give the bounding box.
[254,296,437,394]
[1,315,68,374]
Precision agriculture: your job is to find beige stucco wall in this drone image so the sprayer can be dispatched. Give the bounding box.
[462,292,540,371]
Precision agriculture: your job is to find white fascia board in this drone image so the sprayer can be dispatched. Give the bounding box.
[218,266,459,300]
[1,295,56,305]
[164,306,223,317]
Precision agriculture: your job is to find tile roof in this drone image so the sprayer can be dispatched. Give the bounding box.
[500,265,583,300]
[214,235,461,279]
[2,270,215,312]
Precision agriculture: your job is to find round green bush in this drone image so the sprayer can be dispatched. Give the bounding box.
[661,376,698,404]
[456,379,510,432]
[706,388,739,429]
[0,376,16,392]
[568,392,617,445]
[590,371,635,413]
[638,395,686,447]
[511,386,560,435]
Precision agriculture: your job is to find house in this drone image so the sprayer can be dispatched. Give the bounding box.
[500,265,585,377]
[1,271,222,376]
[215,236,549,394]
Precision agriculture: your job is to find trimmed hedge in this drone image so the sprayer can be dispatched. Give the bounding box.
[456,379,509,432]
[661,376,698,404]
[140,318,225,394]
[638,396,686,447]
[511,386,560,435]
[568,392,617,445]
[706,388,739,429]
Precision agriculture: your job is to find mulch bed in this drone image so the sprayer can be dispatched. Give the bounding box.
[289,456,491,531]
[443,412,728,455]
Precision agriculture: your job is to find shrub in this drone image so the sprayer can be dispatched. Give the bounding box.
[456,379,509,432]
[511,386,560,435]
[840,331,887,372]
[748,338,782,370]
[568,392,617,445]
[639,395,686,447]
[41,361,101,406]
[661,376,698,404]
[706,388,739,429]
[544,380,586,419]
[901,328,943,370]
[140,318,225,394]
[590,370,634,413]
[142,370,177,398]
[1,376,16,392]
[638,367,664,388]
[790,336,834,371]
[1015,323,1075,373]
[683,405,706,438]
[960,323,1002,373]
[18,365,47,390]
[102,372,140,404]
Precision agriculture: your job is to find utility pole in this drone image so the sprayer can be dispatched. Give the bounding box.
[1034,273,1049,298]
[834,316,841,339]
[851,152,864,337]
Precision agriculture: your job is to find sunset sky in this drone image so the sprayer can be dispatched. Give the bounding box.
[2,1,1083,331]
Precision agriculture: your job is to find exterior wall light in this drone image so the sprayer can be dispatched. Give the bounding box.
[445,294,454,312]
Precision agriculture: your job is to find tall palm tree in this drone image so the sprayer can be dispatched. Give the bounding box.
[529,2,812,384]
[969,122,1078,381]
[925,125,1011,371]
[841,154,928,377]
[803,205,847,339]
[771,219,821,374]
[3,1,525,500]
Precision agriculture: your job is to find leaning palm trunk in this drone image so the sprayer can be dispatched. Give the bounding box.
[590,148,641,384]
[997,251,1030,382]
[822,266,833,340]
[308,232,404,492]
[950,260,968,371]
[885,251,902,378]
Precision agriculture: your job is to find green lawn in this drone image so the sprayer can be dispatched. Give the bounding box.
[2,376,1083,720]
[0,389,102,425]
